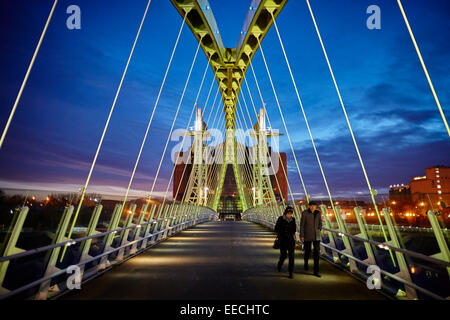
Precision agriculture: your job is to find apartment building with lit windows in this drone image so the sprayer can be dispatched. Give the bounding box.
[409,166,450,206]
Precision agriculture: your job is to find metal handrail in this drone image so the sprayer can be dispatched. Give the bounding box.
[0,214,213,300]
[243,214,449,300]
[0,216,173,263]
[321,227,450,268]
[319,241,445,300]
[245,216,450,268]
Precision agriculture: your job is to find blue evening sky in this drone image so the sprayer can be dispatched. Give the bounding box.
[0,0,449,200]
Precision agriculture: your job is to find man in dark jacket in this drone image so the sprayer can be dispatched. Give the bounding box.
[300,201,322,277]
[275,206,296,279]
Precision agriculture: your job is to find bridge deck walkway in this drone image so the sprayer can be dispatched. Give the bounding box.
[62,221,385,300]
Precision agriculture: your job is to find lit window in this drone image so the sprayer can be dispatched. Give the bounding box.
[437,185,441,189]
[438,190,442,194]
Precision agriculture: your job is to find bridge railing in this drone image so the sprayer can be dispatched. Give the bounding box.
[0,202,218,300]
[242,204,450,300]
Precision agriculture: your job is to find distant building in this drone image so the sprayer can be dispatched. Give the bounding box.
[409,166,450,206]
[389,184,411,203]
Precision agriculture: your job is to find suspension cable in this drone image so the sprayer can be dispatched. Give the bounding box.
[256,38,309,201]
[147,42,203,201]
[119,13,186,212]
[396,0,449,138]
[235,108,254,200]
[305,0,389,242]
[0,0,59,149]
[206,86,220,124]
[203,79,219,122]
[204,97,225,204]
[270,12,336,210]
[61,0,152,261]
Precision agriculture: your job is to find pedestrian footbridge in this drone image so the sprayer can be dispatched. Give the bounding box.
[1,204,448,300]
[60,220,384,300]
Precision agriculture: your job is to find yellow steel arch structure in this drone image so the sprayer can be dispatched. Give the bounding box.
[169,0,288,211]
[170,0,288,130]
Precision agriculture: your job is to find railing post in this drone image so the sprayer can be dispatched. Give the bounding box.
[181,204,189,230]
[427,210,450,278]
[192,205,198,225]
[319,204,339,262]
[382,207,417,299]
[162,204,175,239]
[151,204,164,242]
[0,206,28,295]
[141,204,157,248]
[130,204,148,255]
[172,204,182,233]
[35,205,74,299]
[332,205,358,272]
[98,204,122,271]
[78,204,102,278]
[115,204,136,262]
[157,204,169,241]
[354,206,376,265]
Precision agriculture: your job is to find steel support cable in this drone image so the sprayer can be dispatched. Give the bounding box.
[204,81,220,122]
[305,0,390,244]
[236,100,258,189]
[119,14,186,212]
[205,115,225,206]
[396,0,449,139]
[238,92,284,204]
[62,0,152,261]
[236,111,256,206]
[257,39,309,201]
[147,42,202,202]
[0,0,59,149]
[206,86,220,124]
[270,12,336,210]
[237,98,280,205]
[235,116,253,206]
[204,97,224,190]
[205,113,225,205]
[235,111,253,195]
[235,106,251,179]
[244,70,296,205]
[239,92,254,130]
[204,105,226,206]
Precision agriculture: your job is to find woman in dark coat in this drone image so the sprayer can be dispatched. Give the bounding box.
[275,206,296,278]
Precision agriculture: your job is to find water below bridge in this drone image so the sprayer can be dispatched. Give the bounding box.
[61,221,386,300]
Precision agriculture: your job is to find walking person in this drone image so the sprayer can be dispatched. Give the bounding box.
[300,201,322,277]
[275,206,296,279]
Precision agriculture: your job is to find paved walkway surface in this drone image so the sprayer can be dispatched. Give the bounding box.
[62,221,385,300]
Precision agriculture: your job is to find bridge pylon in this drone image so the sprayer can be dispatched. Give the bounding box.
[251,106,277,206]
[183,105,209,205]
